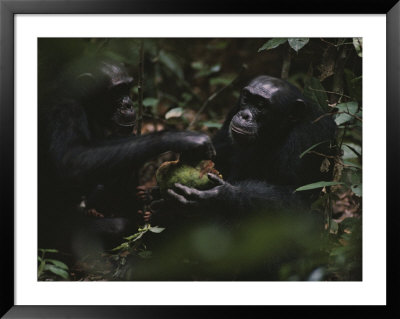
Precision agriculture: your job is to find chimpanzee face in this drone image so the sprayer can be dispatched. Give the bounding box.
[80,61,137,134]
[229,76,306,146]
[107,83,136,129]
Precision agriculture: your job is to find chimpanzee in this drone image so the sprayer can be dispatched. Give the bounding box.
[127,75,338,281]
[38,57,215,255]
[166,75,337,215]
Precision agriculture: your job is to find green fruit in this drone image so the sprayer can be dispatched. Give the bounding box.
[156,160,222,195]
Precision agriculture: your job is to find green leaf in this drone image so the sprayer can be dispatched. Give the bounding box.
[124,234,137,241]
[143,98,158,108]
[45,264,70,280]
[343,143,362,158]
[149,226,166,233]
[336,101,358,113]
[353,38,362,57]
[191,61,205,70]
[38,260,45,278]
[335,102,359,125]
[159,50,184,80]
[39,248,59,253]
[111,242,130,251]
[165,107,183,119]
[299,140,329,158]
[202,121,223,129]
[295,181,343,192]
[351,184,362,197]
[47,259,69,270]
[209,73,236,86]
[195,64,221,78]
[258,38,287,52]
[335,113,353,126]
[342,160,362,169]
[131,231,146,242]
[288,38,309,52]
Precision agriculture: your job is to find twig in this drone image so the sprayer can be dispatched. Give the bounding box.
[137,39,144,136]
[330,44,349,105]
[308,151,336,159]
[312,111,362,124]
[307,87,352,100]
[188,64,247,129]
[339,123,348,151]
[281,44,291,80]
[319,38,354,47]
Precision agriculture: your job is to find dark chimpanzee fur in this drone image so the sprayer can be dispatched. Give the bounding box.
[38,57,215,255]
[168,75,337,215]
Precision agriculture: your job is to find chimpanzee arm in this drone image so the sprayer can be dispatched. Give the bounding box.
[168,174,304,216]
[48,102,214,183]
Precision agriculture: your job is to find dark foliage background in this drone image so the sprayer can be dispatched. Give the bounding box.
[38,38,362,281]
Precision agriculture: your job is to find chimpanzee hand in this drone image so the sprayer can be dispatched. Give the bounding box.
[137,209,153,223]
[164,131,216,160]
[136,186,161,205]
[167,173,237,207]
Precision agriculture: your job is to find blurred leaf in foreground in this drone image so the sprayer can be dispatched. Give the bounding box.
[288,38,309,52]
[258,38,287,52]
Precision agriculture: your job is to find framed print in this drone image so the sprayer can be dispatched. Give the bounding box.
[1,0,399,317]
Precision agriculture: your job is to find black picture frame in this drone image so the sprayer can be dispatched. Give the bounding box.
[1,1,399,317]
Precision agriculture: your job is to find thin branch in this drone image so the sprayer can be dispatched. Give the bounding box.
[308,151,336,159]
[307,86,352,100]
[339,123,348,151]
[319,38,355,47]
[312,111,362,124]
[188,64,247,129]
[137,39,144,136]
[281,44,291,80]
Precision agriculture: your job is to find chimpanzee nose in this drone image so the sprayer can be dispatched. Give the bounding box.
[121,96,133,109]
[120,108,133,115]
[239,109,252,121]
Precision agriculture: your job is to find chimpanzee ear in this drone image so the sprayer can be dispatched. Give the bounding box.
[288,98,307,122]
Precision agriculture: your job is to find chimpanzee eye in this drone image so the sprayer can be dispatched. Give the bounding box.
[241,90,251,101]
[109,84,130,101]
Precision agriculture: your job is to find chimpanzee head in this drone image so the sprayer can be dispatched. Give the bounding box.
[72,58,137,134]
[229,75,307,146]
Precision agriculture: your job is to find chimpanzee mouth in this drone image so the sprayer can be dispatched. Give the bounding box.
[112,113,137,127]
[115,120,136,127]
[230,125,255,136]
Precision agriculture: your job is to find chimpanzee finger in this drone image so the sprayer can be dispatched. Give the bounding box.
[143,211,152,222]
[136,190,146,197]
[167,189,197,206]
[174,183,202,199]
[207,173,224,185]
